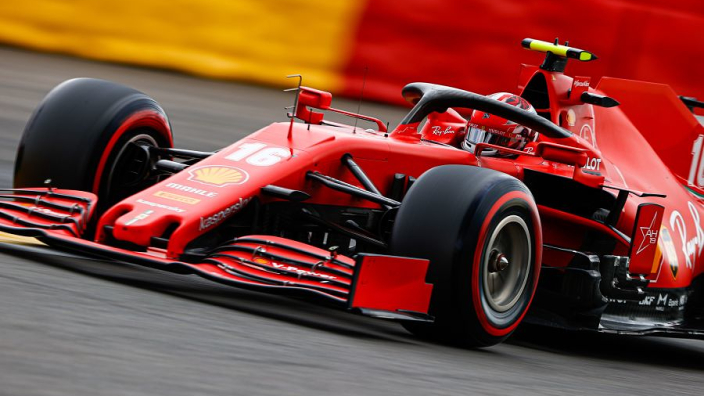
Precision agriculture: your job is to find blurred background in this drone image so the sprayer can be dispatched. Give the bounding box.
[0,0,702,104]
[1,2,704,395]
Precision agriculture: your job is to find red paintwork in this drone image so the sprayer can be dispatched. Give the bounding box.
[538,205,629,251]
[597,78,704,190]
[420,108,466,146]
[628,204,664,275]
[585,87,704,288]
[518,64,704,289]
[350,255,432,314]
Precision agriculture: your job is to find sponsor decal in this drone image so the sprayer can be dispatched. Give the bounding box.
[271,262,337,280]
[579,124,597,148]
[582,156,602,171]
[468,123,513,138]
[573,80,590,87]
[636,213,659,255]
[629,204,664,275]
[566,109,576,127]
[659,227,679,278]
[30,207,67,217]
[687,134,704,187]
[154,191,201,205]
[609,292,687,311]
[164,183,218,198]
[669,201,704,270]
[431,126,455,135]
[653,293,687,311]
[608,298,628,304]
[188,166,249,188]
[657,293,668,305]
[639,296,655,306]
[125,210,154,226]
[225,142,291,167]
[136,199,185,213]
[199,197,252,231]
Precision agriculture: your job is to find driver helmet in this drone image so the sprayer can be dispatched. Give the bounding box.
[461,92,537,156]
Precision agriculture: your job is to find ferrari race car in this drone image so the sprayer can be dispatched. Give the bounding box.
[2,38,704,347]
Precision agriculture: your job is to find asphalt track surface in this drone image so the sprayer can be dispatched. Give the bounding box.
[1,47,703,396]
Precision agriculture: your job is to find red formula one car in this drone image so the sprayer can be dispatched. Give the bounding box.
[2,39,704,347]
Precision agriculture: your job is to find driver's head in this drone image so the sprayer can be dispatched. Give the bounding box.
[461,92,537,156]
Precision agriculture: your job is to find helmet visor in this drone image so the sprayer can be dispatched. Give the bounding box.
[466,125,524,151]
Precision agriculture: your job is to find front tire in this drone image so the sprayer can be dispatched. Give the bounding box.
[14,78,173,219]
[390,165,542,347]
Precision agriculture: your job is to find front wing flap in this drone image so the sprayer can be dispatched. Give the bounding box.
[0,188,96,238]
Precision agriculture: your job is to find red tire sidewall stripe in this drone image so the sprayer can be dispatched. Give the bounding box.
[471,190,542,337]
[91,110,172,194]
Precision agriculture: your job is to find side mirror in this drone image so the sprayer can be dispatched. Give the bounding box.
[298,87,332,110]
[536,142,605,188]
[536,142,587,167]
[295,87,333,124]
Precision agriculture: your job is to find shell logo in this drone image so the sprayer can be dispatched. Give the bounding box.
[566,109,576,127]
[187,166,249,187]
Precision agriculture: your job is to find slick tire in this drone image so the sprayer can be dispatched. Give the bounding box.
[390,165,542,347]
[14,78,173,219]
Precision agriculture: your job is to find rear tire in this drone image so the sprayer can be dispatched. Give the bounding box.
[14,78,173,220]
[390,165,542,347]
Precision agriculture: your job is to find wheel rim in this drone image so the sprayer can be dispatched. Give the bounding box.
[482,214,531,314]
[104,132,158,201]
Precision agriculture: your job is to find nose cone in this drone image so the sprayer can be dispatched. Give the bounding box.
[112,204,182,246]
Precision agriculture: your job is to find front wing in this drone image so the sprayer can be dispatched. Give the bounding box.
[0,188,433,322]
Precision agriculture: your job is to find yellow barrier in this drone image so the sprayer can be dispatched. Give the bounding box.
[0,0,364,90]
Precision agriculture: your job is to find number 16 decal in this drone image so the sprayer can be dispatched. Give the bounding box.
[688,135,704,187]
[225,142,291,167]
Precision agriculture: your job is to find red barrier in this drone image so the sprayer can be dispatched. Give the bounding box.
[343,0,704,104]
[1,0,701,105]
